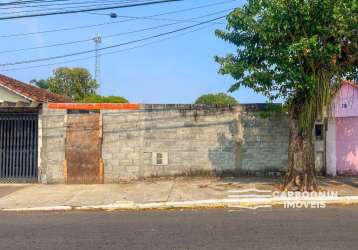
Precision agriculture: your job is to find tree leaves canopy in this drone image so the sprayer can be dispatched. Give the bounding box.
[30,79,49,89]
[31,67,128,103]
[195,93,238,105]
[46,67,98,101]
[216,0,357,129]
[81,95,128,103]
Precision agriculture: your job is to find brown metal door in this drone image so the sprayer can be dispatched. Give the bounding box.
[65,113,102,184]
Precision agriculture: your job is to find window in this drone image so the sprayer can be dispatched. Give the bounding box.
[152,152,168,166]
[342,103,348,109]
[156,153,163,165]
[315,124,323,140]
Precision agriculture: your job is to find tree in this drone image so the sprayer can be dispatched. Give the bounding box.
[32,67,99,101]
[215,0,357,190]
[81,95,128,103]
[30,79,49,89]
[48,67,98,100]
[195,93,238,105]
[31,68,129,103]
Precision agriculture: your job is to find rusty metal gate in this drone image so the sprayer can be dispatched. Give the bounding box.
[0,113,38,182]
[65,113,103,184]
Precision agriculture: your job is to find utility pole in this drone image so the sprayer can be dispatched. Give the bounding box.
[93,33,102,95]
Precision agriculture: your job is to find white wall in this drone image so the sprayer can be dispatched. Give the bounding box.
[326,118,337,176]
[0,86,29,103]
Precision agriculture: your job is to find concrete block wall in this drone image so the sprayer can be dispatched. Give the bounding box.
[38,105,66,183]
[39,104,289,183]
[101,109,144,182]
[239,113,288,174]
[101,105,289,182]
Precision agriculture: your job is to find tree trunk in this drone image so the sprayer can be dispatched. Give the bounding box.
[283,105,318,191]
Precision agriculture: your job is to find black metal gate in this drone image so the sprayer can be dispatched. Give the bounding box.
[0,113,38,182]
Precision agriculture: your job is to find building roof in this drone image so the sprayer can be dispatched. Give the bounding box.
[0,74,71,103]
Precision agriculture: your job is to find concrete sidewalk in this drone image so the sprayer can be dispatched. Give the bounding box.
[0,177,358,211]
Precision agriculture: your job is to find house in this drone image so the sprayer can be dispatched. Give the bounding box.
[326,80,358,176]
[0,74,70,104]
[0,74,70,182]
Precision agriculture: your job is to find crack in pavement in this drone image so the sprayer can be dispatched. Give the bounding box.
[166,180,176,202]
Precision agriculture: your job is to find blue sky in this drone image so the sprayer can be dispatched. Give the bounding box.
[0,0,268,104]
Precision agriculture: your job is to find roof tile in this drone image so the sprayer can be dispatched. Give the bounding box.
[0,74,72,103]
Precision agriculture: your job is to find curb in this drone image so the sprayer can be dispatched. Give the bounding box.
[2,196,358,212]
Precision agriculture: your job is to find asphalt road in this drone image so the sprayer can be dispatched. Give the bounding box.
[0,207,357,250]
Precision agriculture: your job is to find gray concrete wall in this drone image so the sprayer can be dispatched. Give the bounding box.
[101,105,289,182]
[239,113,288,175]
[39,104,289,183]
[38,105,66,183]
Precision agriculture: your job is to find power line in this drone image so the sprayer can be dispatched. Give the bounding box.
[0,0,184,20]
[0,1,135,10]
[0,0,71,6]
[0,0,144,8]
[0,22,218,72]
[0,0,150,15]
[0,0,235,38]
[0,15,226,67]
[0,8,231,54]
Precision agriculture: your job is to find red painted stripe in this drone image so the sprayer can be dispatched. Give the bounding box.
[47,103,140,110]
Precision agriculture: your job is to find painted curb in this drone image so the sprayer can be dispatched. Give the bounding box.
[2,196,358,212]
[1,206,72,212]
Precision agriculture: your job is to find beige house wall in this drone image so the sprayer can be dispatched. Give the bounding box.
[0,85,29,103]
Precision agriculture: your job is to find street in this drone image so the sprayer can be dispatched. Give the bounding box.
[0,207,357,250]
